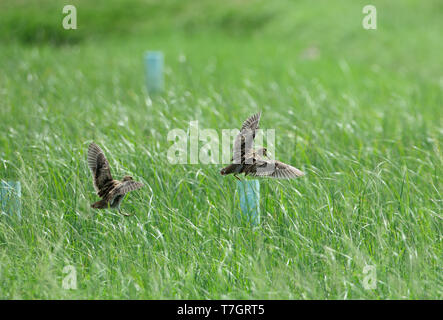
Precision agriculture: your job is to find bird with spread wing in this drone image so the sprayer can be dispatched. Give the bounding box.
[87,142,144,216]
[220,112,305,180]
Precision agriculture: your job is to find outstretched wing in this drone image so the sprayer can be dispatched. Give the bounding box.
[233,112,262,164]
[87,142,113,193]
[108,180,144,199]
[252,159,305,179]
[240,111,261,133]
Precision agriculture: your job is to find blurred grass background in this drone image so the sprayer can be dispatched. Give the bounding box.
[0,0,441,299]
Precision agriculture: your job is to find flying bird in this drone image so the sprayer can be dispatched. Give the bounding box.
[220,112,305,180]
[87,142,144,216]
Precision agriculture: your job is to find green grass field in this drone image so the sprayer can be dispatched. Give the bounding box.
[0,0,441,299]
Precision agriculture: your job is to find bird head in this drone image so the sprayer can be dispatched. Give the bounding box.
[257,147,267,157]
[122,175,133,181]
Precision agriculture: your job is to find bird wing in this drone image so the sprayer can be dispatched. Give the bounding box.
[109,180,144,198]
[87,142,114,193]
[252,159,305,179]
[240,111,261,133]
[232,112,262,164]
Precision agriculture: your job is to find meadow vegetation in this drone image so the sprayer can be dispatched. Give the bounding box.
[0,0,441,298]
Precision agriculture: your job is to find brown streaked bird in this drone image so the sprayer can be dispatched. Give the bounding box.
[220,112,305,180]
[87,142,144,216]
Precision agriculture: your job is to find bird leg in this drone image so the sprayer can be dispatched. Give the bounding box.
[234,174,241,181]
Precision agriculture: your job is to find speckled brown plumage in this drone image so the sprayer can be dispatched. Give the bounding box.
[220,113,305,180]
[87,142,143,216]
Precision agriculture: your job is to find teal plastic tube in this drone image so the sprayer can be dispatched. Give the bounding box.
[144,51,164,93]
[236,180,260,225]
[1,180,21,218]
